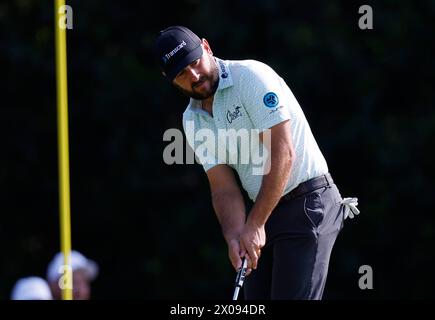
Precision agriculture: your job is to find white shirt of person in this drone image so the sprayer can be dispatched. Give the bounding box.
[183,57,328,201]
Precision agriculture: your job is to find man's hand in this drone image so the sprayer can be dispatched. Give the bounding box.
[240,221,266,272]
[227,239,246,272]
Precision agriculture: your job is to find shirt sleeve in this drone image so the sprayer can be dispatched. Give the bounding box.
[239,62,292,132]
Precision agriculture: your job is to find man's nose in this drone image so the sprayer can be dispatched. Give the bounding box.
[186,67,200,82]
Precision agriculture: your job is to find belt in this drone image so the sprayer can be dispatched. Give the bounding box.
[279,173,334,203]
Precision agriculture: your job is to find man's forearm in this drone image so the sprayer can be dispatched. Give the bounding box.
[247,146,293,227]
[211,189,246,243]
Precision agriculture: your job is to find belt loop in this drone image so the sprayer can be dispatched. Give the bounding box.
[325,174,331,188]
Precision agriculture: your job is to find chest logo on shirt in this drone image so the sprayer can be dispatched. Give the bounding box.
[263,92,279,108]
[226,106,243,124]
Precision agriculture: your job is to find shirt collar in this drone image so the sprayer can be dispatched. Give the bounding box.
[215,57,233,91]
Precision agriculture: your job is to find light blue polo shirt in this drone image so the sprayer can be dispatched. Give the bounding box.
[182,57,328,201]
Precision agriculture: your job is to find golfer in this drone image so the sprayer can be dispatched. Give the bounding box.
[153,26,358,300]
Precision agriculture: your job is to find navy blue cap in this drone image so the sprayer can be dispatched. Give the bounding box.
[153,26,203,81]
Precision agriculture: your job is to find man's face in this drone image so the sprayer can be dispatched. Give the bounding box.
[71,269,91,300]
[172,40,219,100]
[50,269,91,300]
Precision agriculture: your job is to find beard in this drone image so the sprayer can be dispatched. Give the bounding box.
[174,60,220,100]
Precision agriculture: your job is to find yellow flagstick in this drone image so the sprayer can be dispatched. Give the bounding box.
[54,0,73,300]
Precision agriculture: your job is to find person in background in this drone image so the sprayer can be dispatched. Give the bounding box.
[46,250,99,300]
[11,276,53,300]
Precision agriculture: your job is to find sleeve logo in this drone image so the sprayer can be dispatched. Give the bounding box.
[263,92,279,108]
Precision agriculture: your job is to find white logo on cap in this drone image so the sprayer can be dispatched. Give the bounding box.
[164,40,187,61]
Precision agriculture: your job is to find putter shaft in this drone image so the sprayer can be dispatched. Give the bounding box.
[232,258,248,300]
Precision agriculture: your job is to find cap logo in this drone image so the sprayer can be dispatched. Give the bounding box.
[163,40,187,63]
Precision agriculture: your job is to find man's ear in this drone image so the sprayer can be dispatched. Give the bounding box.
[202,38,213,55]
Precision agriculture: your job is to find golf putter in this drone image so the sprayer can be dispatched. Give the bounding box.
[232,257,248,300]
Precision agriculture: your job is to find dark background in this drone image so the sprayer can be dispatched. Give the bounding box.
[1,0,434,299]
